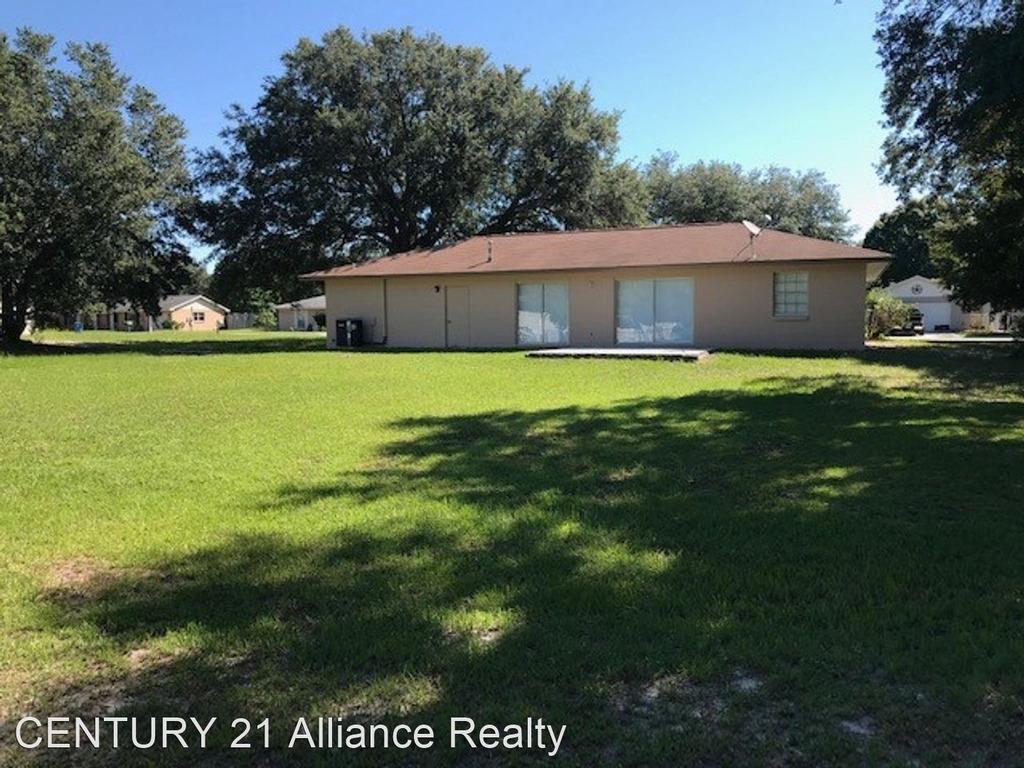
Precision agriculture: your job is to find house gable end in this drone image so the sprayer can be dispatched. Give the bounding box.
[886,275,949,300]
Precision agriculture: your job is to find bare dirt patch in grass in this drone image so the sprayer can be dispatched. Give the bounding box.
[0,669,34,723]
[50,667,130,718]
[41,556,119,591]
[37,557,146,609]
[609,670,769,728]
[607,671,831,765]
[5,559,178,723]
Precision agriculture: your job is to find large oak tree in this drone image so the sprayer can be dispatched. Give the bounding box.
[0,30,194,344]
[199,27,645,307]
[877,0,1024,313]
[643,153,853,242]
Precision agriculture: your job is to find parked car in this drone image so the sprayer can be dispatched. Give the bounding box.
[887,308,925,336]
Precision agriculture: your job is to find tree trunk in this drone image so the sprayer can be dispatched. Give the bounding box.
[1,278,28,346]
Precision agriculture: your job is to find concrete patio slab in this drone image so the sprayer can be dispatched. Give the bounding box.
[526,347,711,361]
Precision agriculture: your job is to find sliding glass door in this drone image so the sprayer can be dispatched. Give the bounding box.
[615,278,693,345]
[517,282,569,346]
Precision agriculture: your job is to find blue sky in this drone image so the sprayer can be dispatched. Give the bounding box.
[4,0,897,239]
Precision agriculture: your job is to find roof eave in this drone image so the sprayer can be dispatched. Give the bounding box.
[865,259,891,284]
[312,254,893,280]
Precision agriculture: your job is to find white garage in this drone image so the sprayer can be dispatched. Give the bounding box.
[884,275,991,332]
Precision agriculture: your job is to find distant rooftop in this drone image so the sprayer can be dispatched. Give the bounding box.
[103,294,231,314]
[275,295,326,311]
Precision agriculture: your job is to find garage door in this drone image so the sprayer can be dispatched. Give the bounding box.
[915,302,952,331]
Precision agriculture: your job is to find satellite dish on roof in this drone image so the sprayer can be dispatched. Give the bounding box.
[742,219,762,237]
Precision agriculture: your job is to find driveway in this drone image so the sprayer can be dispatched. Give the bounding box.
[917,332,1017,343]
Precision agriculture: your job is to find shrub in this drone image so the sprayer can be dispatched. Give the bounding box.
[253,305,277,330]
[866,288,914,338]
[238,288,279,330]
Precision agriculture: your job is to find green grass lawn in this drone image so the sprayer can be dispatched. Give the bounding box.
[1,333,1023,765]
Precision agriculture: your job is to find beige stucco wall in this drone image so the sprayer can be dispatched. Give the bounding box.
[691,262,867,349]
[322,261,871,350]
[164,302,225,331]
[325,278,387,345]
[277,309,296,331]
[277,308,322,331]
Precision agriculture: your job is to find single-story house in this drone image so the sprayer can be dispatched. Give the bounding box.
[302,223,890,351]
[882,275,995,332]
[275,295,326,331]
[83,294,230,331]
[158,295,230,331]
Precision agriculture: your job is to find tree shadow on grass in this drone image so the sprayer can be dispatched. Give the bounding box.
[743,343,1024,398]
[4,334,327,357]
[12,375,1024,766]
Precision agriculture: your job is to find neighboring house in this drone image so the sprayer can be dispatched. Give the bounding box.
[90,302,147,331]
[275,295,326,330]
[883,275,995,332]
[302,222,890,351]
[158,295,230,331]
[82,295,230,331]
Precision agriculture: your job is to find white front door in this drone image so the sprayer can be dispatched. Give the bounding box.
[445,286,470,348]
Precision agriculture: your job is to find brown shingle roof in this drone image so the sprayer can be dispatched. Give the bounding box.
[303,223,889,280]
[160,294,232,314]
